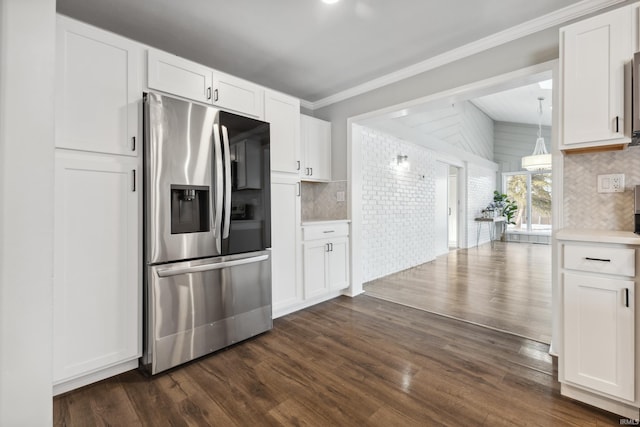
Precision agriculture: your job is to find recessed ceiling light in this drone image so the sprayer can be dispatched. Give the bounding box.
[322,0,340,4]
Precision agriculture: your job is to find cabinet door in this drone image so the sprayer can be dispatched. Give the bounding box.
[53,151,139,383]
[213,72,264,119]
[564,272,634,401]
[304,240,329,299]
[266,91,301,174]
[148,49,213,104]
[56,16,140,156]
[271,177,303,313]
[328,237,349,290]
[301,115,331,182]
[562,6,631,146]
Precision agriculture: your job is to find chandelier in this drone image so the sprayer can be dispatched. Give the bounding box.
[521,97,551,171]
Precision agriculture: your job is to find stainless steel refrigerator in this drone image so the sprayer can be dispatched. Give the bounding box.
[141,92,272,375]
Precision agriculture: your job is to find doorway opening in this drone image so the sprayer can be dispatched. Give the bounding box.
[349,62,558,346]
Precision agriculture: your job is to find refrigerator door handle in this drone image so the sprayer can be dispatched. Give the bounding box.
[221,124,232,239]
[213,122,224,246]
[156,254,269,278]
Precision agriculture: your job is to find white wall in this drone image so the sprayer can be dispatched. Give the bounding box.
[360,127,435,282]
[316,25,561,180]
[466,164,498,248]
[0,0,56,425]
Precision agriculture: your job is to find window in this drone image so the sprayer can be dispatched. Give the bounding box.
[503,172,552,234]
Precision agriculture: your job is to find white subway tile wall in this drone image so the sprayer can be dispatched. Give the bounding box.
[360,127,436,282]
[564,147,640,231]
[466,164,497,247]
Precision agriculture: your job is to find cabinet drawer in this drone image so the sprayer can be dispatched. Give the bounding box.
[303,223,349,241]
[564,244,635,277]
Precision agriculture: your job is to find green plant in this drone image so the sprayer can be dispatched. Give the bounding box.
[491,191,518,225]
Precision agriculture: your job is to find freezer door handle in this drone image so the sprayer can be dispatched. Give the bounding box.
[213,122,224,246]
[156,254,269,277]
[221,124,232,239]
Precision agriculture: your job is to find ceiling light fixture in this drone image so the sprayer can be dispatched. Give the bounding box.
[521,97,552,171]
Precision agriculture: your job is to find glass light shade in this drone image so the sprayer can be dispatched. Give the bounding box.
[521,153,552,170]
[522,136,551,171]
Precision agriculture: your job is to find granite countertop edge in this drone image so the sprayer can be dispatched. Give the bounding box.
[301,219,351,226]
[556,228,640,245]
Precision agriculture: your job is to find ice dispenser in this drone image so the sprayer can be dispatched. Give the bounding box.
[170,184,210,234]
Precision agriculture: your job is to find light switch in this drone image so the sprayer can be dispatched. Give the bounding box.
[336,191,345,202]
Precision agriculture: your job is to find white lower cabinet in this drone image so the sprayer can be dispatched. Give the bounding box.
[53,150,140,393]
[302,222,350,299]
[270,175,303,316]
[564,272,634,400]
[559,239,639,419]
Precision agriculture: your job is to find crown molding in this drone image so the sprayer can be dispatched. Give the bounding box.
[306,0,626,111]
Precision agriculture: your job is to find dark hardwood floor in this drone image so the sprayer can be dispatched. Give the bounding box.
[54,296,622,426]
[365,241,552,343]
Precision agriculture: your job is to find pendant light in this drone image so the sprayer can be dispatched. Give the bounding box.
[521,97,551,171]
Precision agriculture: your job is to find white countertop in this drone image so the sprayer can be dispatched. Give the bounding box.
[301,219,350,226]
[556,228,640,245]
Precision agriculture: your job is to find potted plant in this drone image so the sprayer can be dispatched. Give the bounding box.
[487,191,518,240]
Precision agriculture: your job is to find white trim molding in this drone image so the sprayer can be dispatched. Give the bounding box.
[307,0,625,110]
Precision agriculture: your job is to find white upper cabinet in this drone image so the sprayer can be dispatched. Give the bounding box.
[300,114,331,182]
[56,16,141,156]
[148,49,212,104]
[560,5,632,149]
[147,49,264,118]
[212,72,264,118]
[265,90,301,174]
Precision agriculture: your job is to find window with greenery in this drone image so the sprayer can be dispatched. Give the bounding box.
[503,172,552,234]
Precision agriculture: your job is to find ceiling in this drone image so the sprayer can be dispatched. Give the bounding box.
[56,0,585,103]
[471,80,553,126]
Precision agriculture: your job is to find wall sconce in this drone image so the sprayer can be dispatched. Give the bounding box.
[396,155,408,166]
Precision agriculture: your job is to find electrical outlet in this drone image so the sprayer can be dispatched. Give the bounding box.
[336,191,345,202]
[597,173,625,193]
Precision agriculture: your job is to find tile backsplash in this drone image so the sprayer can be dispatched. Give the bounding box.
[301,181,348,221]
[563,146,640,230]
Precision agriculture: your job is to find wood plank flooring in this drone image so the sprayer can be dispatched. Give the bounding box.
[364,241,552,343]
[53,296,622,426]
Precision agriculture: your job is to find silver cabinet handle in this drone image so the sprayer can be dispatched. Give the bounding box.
[296,182,301,197]
[325,243,330,252]
[329,242,333,252]
[615,116,619,133]
[131,136,136,151]
[207,87,212,100]
[214,88,219,102]
[296,160,300,171]
[157,255,269,277]
[132,169,136,192]
[585,257,611,262]
[310,167,313,176]
[323,230,335,234]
